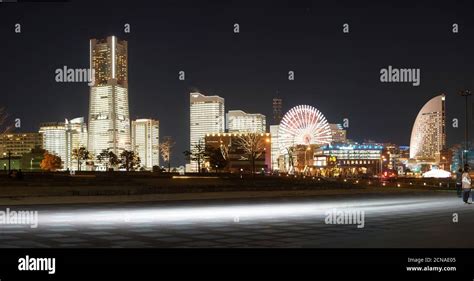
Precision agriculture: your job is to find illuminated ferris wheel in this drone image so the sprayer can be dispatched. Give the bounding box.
[278,105,332,154]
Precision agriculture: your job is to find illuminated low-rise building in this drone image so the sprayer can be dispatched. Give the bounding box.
[204,132,271,173]
[0,133,43,157]
[318,143,384,176]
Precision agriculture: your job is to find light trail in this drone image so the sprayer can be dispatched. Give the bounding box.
[30,196,457,227]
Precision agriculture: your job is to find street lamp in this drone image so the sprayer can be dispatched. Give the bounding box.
[459,90,472,166]
[379,156,386,176]
[2,151,11,173]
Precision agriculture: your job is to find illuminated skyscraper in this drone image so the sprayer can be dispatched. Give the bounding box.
[227,110,266,133]
[409,94,446,162]
[189,92,225,171]
[132,119,160,170]
[88,36,130,160]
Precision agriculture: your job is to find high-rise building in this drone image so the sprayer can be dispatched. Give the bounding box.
[39,122,67,168]
[131,119,160,170]
[272,98,283,124]
[227,110,266,133]
[409,94,446,162]
[88,36,131,159]
[0,133,43,157]
[189,92,225,172]
[329,124,347,143]
[65,117,88,171]
[39,118,88,171]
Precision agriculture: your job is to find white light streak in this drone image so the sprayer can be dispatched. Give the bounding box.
[34,197,450,227]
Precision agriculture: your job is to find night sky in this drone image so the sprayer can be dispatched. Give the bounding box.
[1,0,474,164]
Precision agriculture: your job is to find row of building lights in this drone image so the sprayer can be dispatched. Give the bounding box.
[281,174,450,188]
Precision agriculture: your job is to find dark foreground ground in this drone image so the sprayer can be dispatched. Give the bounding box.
[0,190,472,248]
[0,172,454,197]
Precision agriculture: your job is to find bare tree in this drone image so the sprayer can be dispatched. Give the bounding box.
[206,145,228,173]
[235,133,266,175]
[220,141,229,160]
[183,140,206,173]
[286,146,295,174]
[159,136,175,172]
[72,146,91,171]
[0,107,11,134]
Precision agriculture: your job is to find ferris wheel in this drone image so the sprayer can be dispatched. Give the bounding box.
[278,105,332,154]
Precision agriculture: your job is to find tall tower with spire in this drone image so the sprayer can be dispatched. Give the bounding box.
[88,36,130,160]
[272,97,283,124]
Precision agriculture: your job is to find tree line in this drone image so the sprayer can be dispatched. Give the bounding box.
[41,136,177,172]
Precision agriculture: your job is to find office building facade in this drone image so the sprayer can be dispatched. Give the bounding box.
[39,122,67,168]
[409,94,446,162]
[189,92,225,171]
[88,36,131,159]
[65,117,88,171]
[0,133,43,157]
[329,123,347,143]
[227,110,266,133]
[132,119,160,170]
[270,124,281,171]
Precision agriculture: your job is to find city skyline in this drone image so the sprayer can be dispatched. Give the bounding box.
[2,2,474,278]
[1,0,474,164]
